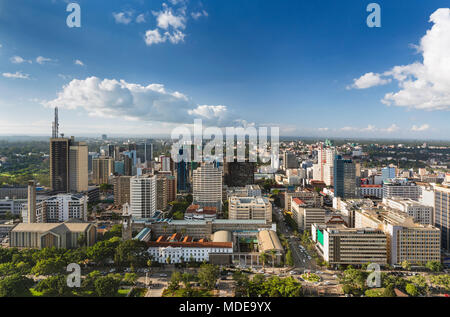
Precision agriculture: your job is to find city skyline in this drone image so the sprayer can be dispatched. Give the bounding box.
[0,0,449,139]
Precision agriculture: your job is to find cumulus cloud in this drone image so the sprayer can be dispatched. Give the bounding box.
[153,6,186,30]
[74,59,84,66]
[347,72,391,89]
[411,124,430,132]
[2,71,30,79]
[113,11,133,24]
[350,8,450,111]
[10,56,32,64]
[42,76,242,127]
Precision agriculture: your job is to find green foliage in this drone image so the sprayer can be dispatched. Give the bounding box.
[114,239,149,268]
[364,288,384,297]
[123,273,138,285]
[94,276,121,297]
[405,283,419,296]
[86,236,120,264]
[168,271,182,291]
[35,274,73,297]
[197,264,220,290]
[285,249,294,266]
[100,224,122,241]
[0,274,33,297]
[425,261,443,272]
[401,260,412,271]
[233,272,302,297]
[430,274,450,291]
[31,257,65,276]
[382,284,396,297]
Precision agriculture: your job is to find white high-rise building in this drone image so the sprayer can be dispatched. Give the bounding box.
[130,174,157,219]
[193,163,222,212]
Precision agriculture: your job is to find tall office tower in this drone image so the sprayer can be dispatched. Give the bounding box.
[317,146,336,185]
[382,166,396,181]
[50,137,70,193]
[435,184,450,251]
[88,152,99,173]
[333,155,357,199]
[156,175,168,211]
[69,138,88,192]
[27,180,36,223]
[130,174,157,219]
[283,152,298,170]
[123,155,133,176]
[223,159,255,187]
[175,149,188,193]
[113,176,131,207]
[160,155,173,172]
[193,163,222,212]
[135,141,153,166]
[102,134,107,140]
[92,157,115,185]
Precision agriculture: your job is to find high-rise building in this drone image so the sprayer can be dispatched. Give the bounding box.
[283,152,297,170]
[113,176,131,207]
[156,175,169,211]
[175,149,189,192]
[435,184,450,251]
[50,137,70,193]
[382,166,396,181]
[223,159,255,187]
[193,163,222,212]
[382,178,421,200]
[136,141,153,166]
[69,138,88,192]
[130,174,157,219]
[333,155,356,199]
[27,180,36,223]
[92,157,115,185]
[159,155,173,172]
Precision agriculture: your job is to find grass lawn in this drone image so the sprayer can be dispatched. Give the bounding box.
[117,289,130,297]
[29,288,43,297]
[162,288,213,297]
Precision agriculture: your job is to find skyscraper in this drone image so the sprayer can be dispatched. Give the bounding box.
[223,159,255,187]
[69,138,88,192]
[283,152,297,170]
[50,137,70,193]
[193,163,222,212]
[333,155,357,199]
[130,174,157,219]
[27,180,36,223]
[92,157,115,185]
[113,176,131,207]
[435,184,450,251]
[175,149,188,192]
[382,166,396,181]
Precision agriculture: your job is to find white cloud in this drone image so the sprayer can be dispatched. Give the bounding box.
[384,124,400,133]
[340,124,400,133]
[2,71,30,79]
[191,10,208,20]
[136,13,146,23]
[10,56,32,64]
[153,6,186,30]
[74,59,84,66]
[351,8,450,111]
[113,11,133,25]
[347,72,391,89]
[411,124,430,132]
[42,76,241,126]
[144,29,166,45]
[36,56,55,64]
[318,127,329,132]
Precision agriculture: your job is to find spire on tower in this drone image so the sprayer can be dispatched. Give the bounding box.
[52,107,59,138]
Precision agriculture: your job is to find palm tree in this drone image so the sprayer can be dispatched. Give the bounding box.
[269,250,276,269]
[260,252,268,272]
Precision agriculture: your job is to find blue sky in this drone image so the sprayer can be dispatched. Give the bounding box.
[0,0,449,139]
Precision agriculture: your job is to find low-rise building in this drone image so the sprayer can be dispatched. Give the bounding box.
[184,204,217,220]
[228,196,272,222]
[383,197,433,225]
[312,223,387,266]
[9,220,96,249]
[291,198,325,231]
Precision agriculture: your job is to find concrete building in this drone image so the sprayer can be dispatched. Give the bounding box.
[0,187,28,199]
[184,204,217,220]
[383,197,433,225]
[228,196,272,222]
[32,194,88,223]
[358,184,383,199]
[113,176,131,207]
[147,233,233,264]
[283,152,297,170]
[92,157,115,185]
[382,179,421,201]
[193,163,222,212]
[9,220,96,249]
[334,155,357,199]
[284,190,322,212]
[69,139,88,192]
[130,174,157,219]
[355,208,441,266]
[312,223,387,266]
[291,198,326,231]
[257,230,284,265]
[50,137,70,193]
[435,184,450,251]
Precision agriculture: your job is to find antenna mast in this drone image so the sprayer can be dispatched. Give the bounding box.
[52,107,59,138]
